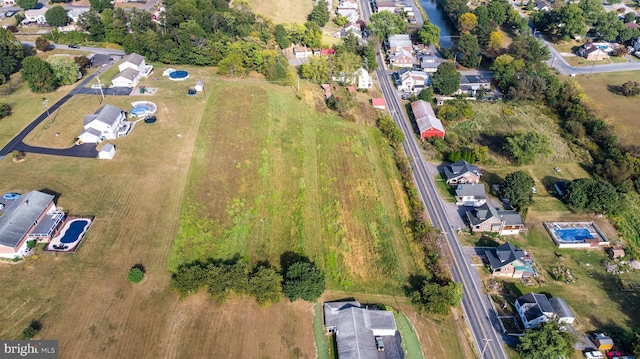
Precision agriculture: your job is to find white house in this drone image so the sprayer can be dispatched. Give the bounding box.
[393,68,428,93]
[111,68,140,88]
[336,0,360,22]
[293,47,314,58]
[376,1,397,13]
[337,22,363,39]
[0,191,64,258]
[420,56,442,73]
[354,68,372,89]
[23,7,49,24]
[455,184,487,207]
[67,7,90,23]
[78,104,128,144]
[111,53,153,88]
[98,143,116,160]
[515,293,575,329]
[387,34,413,54]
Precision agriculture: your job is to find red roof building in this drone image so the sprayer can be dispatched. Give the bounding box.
[410,100,445,139]
[372,98,386,109]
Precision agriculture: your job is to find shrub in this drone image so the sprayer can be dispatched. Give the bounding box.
[26,240,36,249]
[127,267,144,283]
[0,102,11,119]
[21,326,36,339]
[621,81,640,97]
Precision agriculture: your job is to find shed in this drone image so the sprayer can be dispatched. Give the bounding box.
[593,333,614,351]
[194,81,204,92]
[372,98,386,109]
[98,143,116,160]
[607,247,625,259]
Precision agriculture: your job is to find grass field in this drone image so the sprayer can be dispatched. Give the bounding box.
[574,71,640,148]
[247,0,313,24]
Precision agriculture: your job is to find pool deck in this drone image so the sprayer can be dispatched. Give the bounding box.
[543,221,609,248]
[44,217,93,254]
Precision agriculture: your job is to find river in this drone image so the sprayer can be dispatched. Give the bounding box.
[418,0,458,48]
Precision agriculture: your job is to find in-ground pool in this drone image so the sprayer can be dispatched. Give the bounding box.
[59,219,91,244]
[130,105,150,116]
[169,70,189,80]
[554,227,595,242]
[130,101,157,117]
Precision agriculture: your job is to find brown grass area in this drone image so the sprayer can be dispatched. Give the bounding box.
[247,0,313,24]
[574,71,640,148]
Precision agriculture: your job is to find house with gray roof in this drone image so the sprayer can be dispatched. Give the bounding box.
[549,297,575,325]
[0,191,64,258]
[484,242,534,278]
[455,183,486,207]
[443,159,481,185]
[112,53,153,88]
[387,34,412,53]
[324,301,397,359]
[410,100,445,140]
[78,104,128,144]
[466,204,526,235]
[515,292,555,329]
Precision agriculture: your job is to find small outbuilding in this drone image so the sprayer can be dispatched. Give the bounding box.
[98,143,116,160]
[593,333,614,351]
[607,247,625,260]
[194,81,204,92]
[372,98,386,110]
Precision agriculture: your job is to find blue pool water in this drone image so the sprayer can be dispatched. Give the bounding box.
[130,105,150,116]
[59,220,90,244]
[169,70,189,79]
[555,227,595,242]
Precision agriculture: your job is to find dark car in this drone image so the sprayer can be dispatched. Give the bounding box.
[68,44,80,49]
[5,11,15,17]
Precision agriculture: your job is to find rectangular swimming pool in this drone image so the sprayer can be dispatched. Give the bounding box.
[555,227,595,242]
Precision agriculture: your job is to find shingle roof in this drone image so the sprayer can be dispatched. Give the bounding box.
[443,160,481,181]
[467,203,499,226]
[0,191,54,248]
[84,104,124,127]
[498,210,524,226]
[516,292,554,322]
[455,184,486,198]
[411,100,445,135]
[113,68,139,81]
[122,53,144,67]
[485,242,525,270]
[549,297,575,320]
[388,34,412,49]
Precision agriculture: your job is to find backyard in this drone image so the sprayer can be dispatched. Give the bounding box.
[247,0,313,24]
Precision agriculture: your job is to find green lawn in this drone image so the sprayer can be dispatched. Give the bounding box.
[395,311,425,359]
[434,174,456,203]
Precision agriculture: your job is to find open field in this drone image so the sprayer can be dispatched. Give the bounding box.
[247,0,313,24]
[0,70,318,358]
[451,102,589,164]
[171,80,426,293]
[573,71,640,148]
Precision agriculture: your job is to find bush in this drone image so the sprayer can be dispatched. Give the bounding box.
[127,267,145,283]
[621,81,640,97]
[26,240,36,249]
[0,102,11,119]
[21,326,36,339]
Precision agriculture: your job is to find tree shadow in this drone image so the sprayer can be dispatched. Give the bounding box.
[403,273,429,296]
[607,84,624,96]
[132,263,146,273]
[279,251,310,273]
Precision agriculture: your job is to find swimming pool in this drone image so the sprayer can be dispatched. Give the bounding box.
[555,227,595,242]
[169,70,189,80]
[130,101,157,117]
[59,219,91,244]
[130,105,150,116]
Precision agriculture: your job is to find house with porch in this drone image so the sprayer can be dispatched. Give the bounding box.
[466,204,526,235]
[393,68,429,93]
[577,43,611,61]
[410,100,445,139]
[332,68,372,89]
[443,159,481,185]
[515,293,575,329]
[484,242,534,278]
[455,183,486,207]
[78,104,129,144]
[112,53,152,88]
[23,7,49,24]
[0,191,65,258]
[389,49,415,68]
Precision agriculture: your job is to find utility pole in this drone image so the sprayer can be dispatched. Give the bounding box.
[97,77,105,102]
[42,99,49,117]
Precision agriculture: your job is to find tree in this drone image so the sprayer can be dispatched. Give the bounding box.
[368,12,407,41]
[594,11,624,42]
[16,0,37,9]
[335,14,349,27]
[504,131,551,165]
[621,81,640,96]
[89,0,113,13]
[282,261,326,302]
[578,0,604,25]
[332,51,362,75]
[218,50,247,76]
[48,56,80,86]
[431,62,461,95]
[308,0,329,27]
[486,31,504,53]
[21,56,57,93]
[517,323,576,359]
[0,102,10,119]
[274,24,290,49]
[501,170,535,211]
[127,267,144,283]
[0,29,24,84]
[553,4,586,40]
[458,12,478,34]
[376,116,405,147]
[45,6,69,27]
[35,37,51,52]
[248,266,282,307]
[488,0,507,26]
[418,21,440,46]
[411,280,462,315]
[79,10,105,41]
[457,34,481,68]
[302,21,322,49]
[507,35,550,64]
[300,56,329,83]
[620,28,640,43]
[418,87,434,102]
[564,178,621,214]
[362,41,378,71]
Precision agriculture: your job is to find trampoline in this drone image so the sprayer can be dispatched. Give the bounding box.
[144,116,157,124]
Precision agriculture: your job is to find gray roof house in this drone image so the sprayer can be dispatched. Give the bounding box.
[485,242,534,278]
[78,104,127,144]
[455,183,486,207]
[515,292,555,329]
[0,191,64,258]
[549,297,575,325]
[466,204,526,235]
[324,301,397,359]
[111,68,140,88]
[443,159,482,185]
[387,34,412,53]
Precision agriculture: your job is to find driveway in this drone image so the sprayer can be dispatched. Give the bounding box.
[379,332,404,359]
[424,161,468,231]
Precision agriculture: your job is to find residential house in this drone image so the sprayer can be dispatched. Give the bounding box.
[459,74,491,96]
[372,98,386,109]
[410,100,445,139]
[0,191,65,258]
[337,22,363,39]
[593,333,614,351]
[111,68,140,88]
[78,104,129,144]
[515,293,556,329]
[67,7,90,23]
[466,203,526,235]
[324,301,397,359]
[152,6,165,24]
[455,183,486,207]
[23,7,49,24]
[484,242,534,278]
[389,49,415,68]
[443,159,482,185]
[387,34,412,54]
[420,56,442,73]
[549,297,575,325]
[293,47,314,58]
[402,4,414,16]
[535,0,551,11]
[578,43,612,61]
[112,53,153,87]
[376,2,397,13]
[336,0,360,22]
[393,68,429,93]
[332,68,372,89]
[632,36,640,52]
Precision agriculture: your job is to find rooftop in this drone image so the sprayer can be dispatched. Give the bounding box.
[0,191,54,248]
[443,159,481,181]
[455,183,486,198]
[122,53,145,66]
[411,100,444,134]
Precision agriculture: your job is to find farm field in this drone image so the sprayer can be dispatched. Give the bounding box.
[247,0,313,24]
[574,71,640,148]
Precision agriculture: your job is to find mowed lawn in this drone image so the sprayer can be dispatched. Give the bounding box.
[0,71,316,358]
[574,71,640,148]
[247,0,313,24]
[171,81,426,293]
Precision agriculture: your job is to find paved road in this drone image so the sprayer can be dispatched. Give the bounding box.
[21,41,125,56]
[376,49,508,359]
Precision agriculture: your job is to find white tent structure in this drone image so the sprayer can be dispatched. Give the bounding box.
[194,81,204,92]
[98,143,116,160]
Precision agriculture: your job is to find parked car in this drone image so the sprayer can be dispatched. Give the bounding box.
[375,337,384,351]
[68,44,80,49]
[3,192,20,200]
[5,11,15,17]
[91,83,102,89]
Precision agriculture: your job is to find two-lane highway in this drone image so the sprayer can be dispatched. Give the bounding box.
[375,51,508,359]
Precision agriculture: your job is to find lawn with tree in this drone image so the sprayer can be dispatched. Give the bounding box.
[0,29,24,84]
[21,57,57,93]
[501,170,535,211]
[45,6,70,28]
[516,323,576,359]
